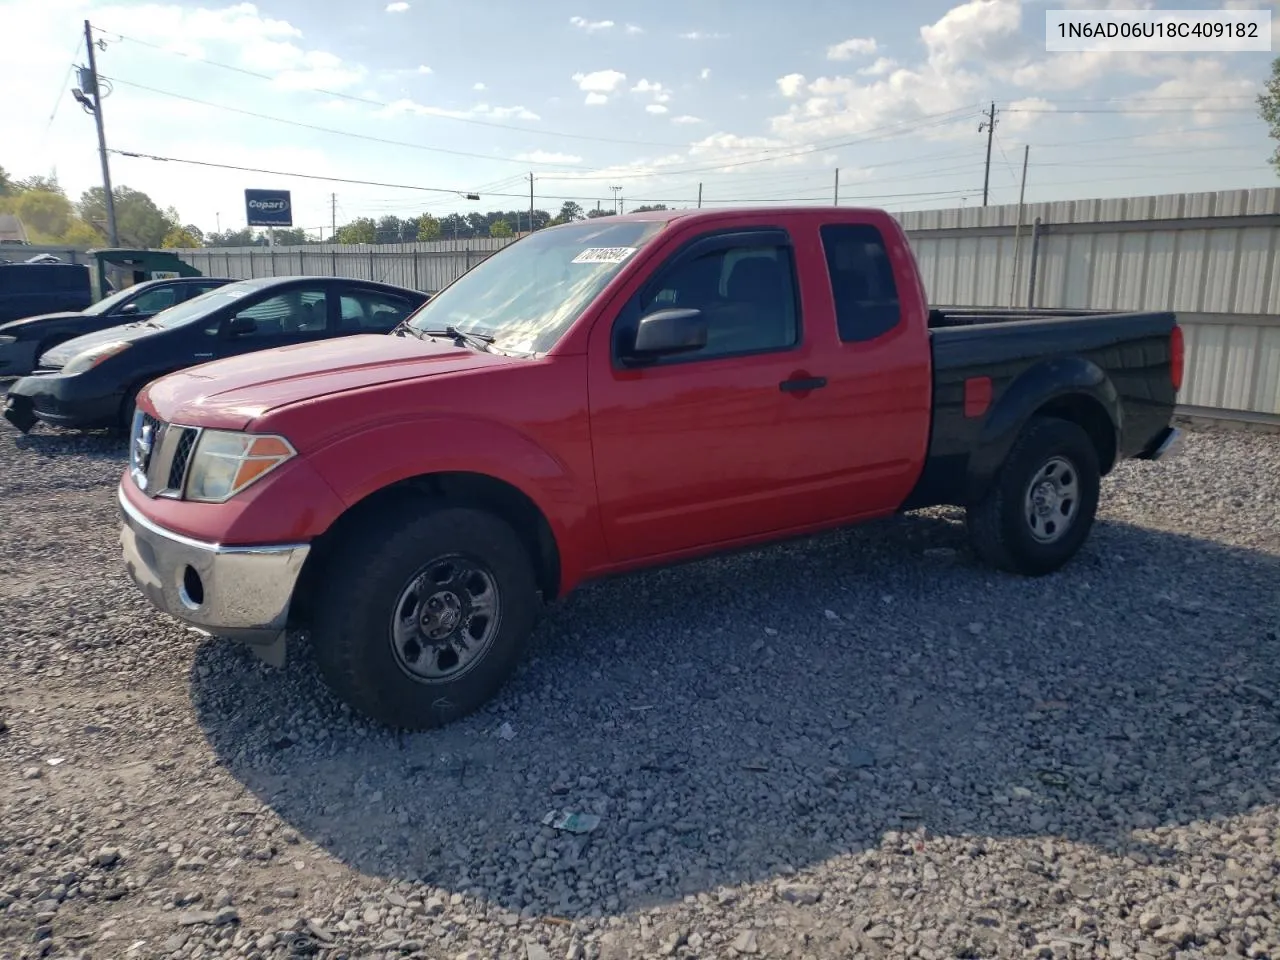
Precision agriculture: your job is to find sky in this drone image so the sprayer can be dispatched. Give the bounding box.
[1,0,1278,238]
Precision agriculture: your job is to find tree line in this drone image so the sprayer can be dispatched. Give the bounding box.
[0,163,672,249]
[0,164,202,249]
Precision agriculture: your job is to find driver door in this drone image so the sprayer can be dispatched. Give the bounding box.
[200,284,331,362]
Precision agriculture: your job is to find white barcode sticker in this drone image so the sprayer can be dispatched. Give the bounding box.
[571,246,637,264]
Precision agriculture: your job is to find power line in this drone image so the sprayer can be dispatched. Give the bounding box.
[100,76,589,168]
[95,27,692,149]
[106,147,982,207]
[41,34,84,142]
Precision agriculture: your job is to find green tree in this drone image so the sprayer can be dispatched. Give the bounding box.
[267,227,309,245]
[586,208,614,219]
[630,204,668,212]
[0,166,13,197]
[334,217,376,244]
[206,228,254,247]
[1260,57,1280,170]
[5,188,75,241]
[78,186,176,247]
[61,219,105,247]
[162,225,203,248]
[489,219,513,238]
[416,214,441,241]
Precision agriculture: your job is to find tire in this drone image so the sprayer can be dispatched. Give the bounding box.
[310,503,540,730]
[117,383,143,435]
[966,416,1101,576]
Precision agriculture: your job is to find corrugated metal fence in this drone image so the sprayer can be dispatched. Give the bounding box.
[171,237,512,294]
[901,188,1280,419]
[167,187,1280,420]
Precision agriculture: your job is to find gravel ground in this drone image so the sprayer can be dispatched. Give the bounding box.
[1,415,1278,960]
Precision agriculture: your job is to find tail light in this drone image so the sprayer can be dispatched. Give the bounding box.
[1170,324,1184,392]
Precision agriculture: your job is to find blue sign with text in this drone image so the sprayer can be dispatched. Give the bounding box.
[244,189,293,227]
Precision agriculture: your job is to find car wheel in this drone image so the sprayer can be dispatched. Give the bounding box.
[310,503,540,729]
[966,416,1101,576]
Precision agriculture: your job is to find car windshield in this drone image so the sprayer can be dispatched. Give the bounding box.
[405,218,668,354]
[82,284,148,316]
[146,283,257,329]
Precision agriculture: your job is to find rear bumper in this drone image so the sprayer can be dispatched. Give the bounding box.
[1137,425,1184,461]
[3,371,121,432]
[118,484,311,646]
[0,340,38,377]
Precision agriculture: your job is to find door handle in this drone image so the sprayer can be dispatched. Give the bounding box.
[779,376,827,392]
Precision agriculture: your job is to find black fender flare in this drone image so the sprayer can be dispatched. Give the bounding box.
[965,356,1121,504]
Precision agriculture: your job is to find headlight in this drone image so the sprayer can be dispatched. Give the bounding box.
[0,335,16,346]
[185,430,296,503]
[62,341,131,375]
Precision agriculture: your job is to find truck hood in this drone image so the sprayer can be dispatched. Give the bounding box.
[39,322,159,368]
[0,311,84,336]
[148,333,510,429]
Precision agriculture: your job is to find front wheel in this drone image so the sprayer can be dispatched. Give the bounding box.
[966,416,1101,576]
[310,504,540,729]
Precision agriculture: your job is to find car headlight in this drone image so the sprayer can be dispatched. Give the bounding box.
[62,341,131,375]
[0,335,16,346]
[184,430,297,503]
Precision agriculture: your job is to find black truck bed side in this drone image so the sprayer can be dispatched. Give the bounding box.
[903,309,1179,511]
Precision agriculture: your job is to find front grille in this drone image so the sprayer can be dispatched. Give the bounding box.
[167,428,198,490]
[130,412,201,499]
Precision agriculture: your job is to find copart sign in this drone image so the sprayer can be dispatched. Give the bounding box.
[244,189,293,227]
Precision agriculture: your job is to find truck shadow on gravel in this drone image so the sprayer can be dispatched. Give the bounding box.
[189,510,1280,918]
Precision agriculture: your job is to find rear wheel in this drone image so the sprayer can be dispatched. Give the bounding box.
[966,416,1101,576]
[310,503,540,729]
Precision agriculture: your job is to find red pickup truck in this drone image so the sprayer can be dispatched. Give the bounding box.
[118,207,1184,729]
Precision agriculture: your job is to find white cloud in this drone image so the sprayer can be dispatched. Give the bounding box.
[625,23,644,34]
[515,150,583,165]
[646,104,669,114]
[700,67,711,80]
[473,82,486,91]
[858,57,897,77]
[827,37,877,60]
[385,1,409,11]
[777,73,807,97]
[672,115,704,124]
[631,78,672,104]
[573,69,627,104]
[921,0,1024,70]
[679,30,728,40]
[379,98,540,121]
[569,16,614,32]
[416,65,433,75]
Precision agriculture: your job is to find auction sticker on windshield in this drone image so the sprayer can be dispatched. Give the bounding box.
[571,247,637,264]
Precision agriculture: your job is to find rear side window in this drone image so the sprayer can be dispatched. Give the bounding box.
[819,224,901,343]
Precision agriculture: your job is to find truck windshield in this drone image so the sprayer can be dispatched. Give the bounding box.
[406,218,667,354]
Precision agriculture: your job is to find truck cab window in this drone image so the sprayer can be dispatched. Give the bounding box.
[637,242,799,360]
[819,224,901,343]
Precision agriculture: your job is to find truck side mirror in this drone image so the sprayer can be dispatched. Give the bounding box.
[626,307,707,362]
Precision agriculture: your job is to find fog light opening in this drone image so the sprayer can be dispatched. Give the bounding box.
[180,565,205,609]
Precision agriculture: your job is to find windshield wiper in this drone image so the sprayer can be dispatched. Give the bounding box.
[419,326,495,351]
[392,319,425,339]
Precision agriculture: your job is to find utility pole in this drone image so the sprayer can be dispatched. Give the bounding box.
[81,20,118,246]
[833,168,840,206]
[610,185,622,214]
[1009,144,1030,307]
[529,172,535,233]
[330,193,336,240]
[697,183,702,208]
[979,100,998,207]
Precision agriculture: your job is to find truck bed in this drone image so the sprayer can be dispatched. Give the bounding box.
[905,307,1180,510]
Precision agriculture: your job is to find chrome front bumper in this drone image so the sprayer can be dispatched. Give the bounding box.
[118,485,310,648]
